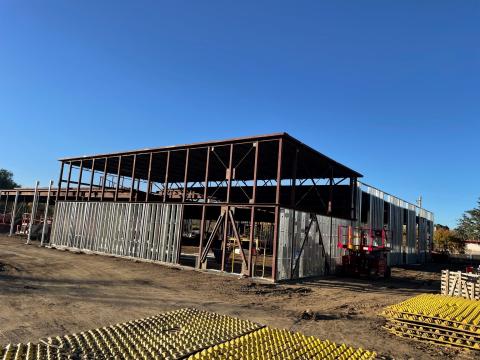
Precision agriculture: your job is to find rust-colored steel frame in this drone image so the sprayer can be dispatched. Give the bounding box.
[54,133,361,281]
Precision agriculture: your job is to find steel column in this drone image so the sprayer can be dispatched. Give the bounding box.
[75,160,84,201]
[163,151,170,202]
[145,153,153,202]
[247,142,259,276]
[130,154,137,202]
[88,159,95,201]
[64,162,72,200]
[9,191,19,236]
[226,144,234,203]
[115,156,122,202]
[40,180,53,246]
[272,138,283,281]
[26,181,40,244]
[56,162,64,202]
[197,147,210,267]
[182,149,190,202]
[101,157,108,201]
[3,194,8,218]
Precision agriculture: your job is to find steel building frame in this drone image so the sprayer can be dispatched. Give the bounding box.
[53,133,361,281]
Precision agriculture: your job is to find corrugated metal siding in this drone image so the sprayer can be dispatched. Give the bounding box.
[50,201,182,264]
[277,208,350,280]
[418,216,428,264]
[368,194,384,230]
[389,204,403,266]
[407,209,417,264]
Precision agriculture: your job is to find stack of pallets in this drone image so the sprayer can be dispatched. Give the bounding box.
[381,294,480,350]
[0,308,376,360]
[188,327,376,360]
[0,308,261,360]
[441,270,480,300]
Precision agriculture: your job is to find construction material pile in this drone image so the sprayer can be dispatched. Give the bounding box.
[381,293,480,350]
[0,308,376,360]
[441,270,480,300]
[0,308,261,360]
[188,327,376,360]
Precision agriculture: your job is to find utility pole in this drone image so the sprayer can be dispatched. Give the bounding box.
[416,196,422,209]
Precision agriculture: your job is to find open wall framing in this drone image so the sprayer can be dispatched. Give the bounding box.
[51,201,182,264]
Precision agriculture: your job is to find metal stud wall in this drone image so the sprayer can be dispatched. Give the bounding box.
[50,201,182,264]
[407,209,417,264]
[388,203,403,266]
[276,208,350,280]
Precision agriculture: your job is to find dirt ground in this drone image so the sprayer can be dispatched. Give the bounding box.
[0,235,478,360]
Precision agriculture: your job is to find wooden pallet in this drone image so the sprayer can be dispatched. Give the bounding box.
[441,270,480,300]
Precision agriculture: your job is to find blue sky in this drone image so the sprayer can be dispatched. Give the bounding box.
[0,1,478,228]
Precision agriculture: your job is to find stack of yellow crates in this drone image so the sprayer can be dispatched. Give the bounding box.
[0,308,261,360]
[381,293,480,350]
[188,327,376,360]
[0,308,376,360]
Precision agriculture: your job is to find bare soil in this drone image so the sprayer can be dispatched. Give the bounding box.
[0,235,477,359]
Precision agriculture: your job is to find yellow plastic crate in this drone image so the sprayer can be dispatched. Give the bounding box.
[188,327,376,360]
[381,294,480,351]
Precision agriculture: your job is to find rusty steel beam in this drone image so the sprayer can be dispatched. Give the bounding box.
[64,162,72,201]
[101,157,108,201]
[88,158,95,202]
[115,155,122,202]
[163,151,170,203]
[56,162,64,202]
[76,160,83,201]
[130,154,137,202]
[182,149,190,202]
[226,144,233,203]
[247,142,259,276]
[272,138,283,281]
[146,153,153,202]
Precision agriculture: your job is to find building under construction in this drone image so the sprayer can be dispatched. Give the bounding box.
[0,133,434,281]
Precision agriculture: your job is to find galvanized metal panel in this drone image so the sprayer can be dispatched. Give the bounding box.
[50,201,182,264]
[388,204,403,266]
[277,208,350,280]
[407,209,417,264]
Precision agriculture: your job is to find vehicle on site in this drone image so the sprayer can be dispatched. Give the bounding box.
[337,225,391,278]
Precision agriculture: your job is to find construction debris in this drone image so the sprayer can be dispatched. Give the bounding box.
[381,293,480,350]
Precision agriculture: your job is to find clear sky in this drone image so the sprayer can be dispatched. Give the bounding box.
[1,1,478,228]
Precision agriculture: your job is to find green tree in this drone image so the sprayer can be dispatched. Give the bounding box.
[0,169,19,189]
[457,198,480,242]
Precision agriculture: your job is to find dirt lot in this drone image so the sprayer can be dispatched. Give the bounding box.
[0,235,477,359]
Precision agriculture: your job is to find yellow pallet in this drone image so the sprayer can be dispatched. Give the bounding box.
[0,308,262,360]
[386,318,480,342]
[381,294,480,333]
[188,327,376,360]
[381,294,480,351]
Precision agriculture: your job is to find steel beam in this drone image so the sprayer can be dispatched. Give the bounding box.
[146,153,153,202]
[88,159,95,202]
[130,154,137,202]
[76,160,83,201]
[9,191,19,236]
[272,138,283,281]
[101,157,108,201]
[40,180,53,246]
[26,180,39,244]
[64,162,73,201]
[115,156,122,202]
[163,151,170,202]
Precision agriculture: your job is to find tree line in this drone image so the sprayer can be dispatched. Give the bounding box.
[434,198,480,253]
